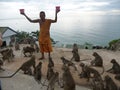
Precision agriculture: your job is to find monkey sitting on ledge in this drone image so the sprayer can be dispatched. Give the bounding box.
[90,52,103,67]
[106,59,120,74]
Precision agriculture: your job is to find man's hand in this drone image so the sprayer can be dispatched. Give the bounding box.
[21,12,25,15]
[56,10,60,13]
[56,6,60,13]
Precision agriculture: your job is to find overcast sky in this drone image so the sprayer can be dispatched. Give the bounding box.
[0,0,120,32]
[0,0,120,19]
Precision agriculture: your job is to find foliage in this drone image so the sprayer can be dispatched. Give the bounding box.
[16,30,30,42]
[16,30,55,43]
[30,30,39,39]
[108,39,120,47]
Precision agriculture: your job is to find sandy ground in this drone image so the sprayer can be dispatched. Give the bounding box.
[0,44,120,89]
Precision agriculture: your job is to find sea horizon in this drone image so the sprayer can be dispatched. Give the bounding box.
[50,15,120,47]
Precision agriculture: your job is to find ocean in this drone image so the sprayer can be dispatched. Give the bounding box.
[50,15,120,47]
[0,15,120,47]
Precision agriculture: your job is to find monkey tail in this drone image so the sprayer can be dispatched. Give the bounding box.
[80,58,92,61]
[0,68,21,78]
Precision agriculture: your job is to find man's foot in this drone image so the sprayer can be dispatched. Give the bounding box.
[39,57,45,60]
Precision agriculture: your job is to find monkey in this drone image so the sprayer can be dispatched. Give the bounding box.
[34,62,44,84]
[48,57,54,68]
[40,64,56,89]
[79,63,103,82]
[61,65,76,90]
[46,57,55,84]
[90,78,105,90]
[34,62,42,83]
[91,52,103,67]
[79,63,90,79]
[104,75,118,90]
[0,55,36,78]
[71,43,80,62]
[0,59,4,71]
[46,57,55,80]
[15,42,20,50]
[71,50,80,62]
[115,74,120,81]
[47,72,60,90]
[26,68,33,75]
[39,57,55,88]
[33,61,48,88]
[22,46,35,57]
[0,48,14,62]
[72,43,78,53]
[47,67,55,81]
[34,43,39,53]
[61,57,78,71]
[0,48,9,54]
[106,59,120,74]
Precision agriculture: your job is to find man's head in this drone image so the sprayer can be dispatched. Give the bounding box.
[39,11,45,20]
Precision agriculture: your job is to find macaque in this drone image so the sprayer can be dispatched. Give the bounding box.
[61,57,77,71]
[71,43,80,62]
[115,74,120,81]
[15,42,20,50]
[0,59,4,71]
[0,48,14,62]
[48,57,54,68]
[47,67,55,81]
[23,46,35,57]
[106,59,120,74]
[62,65,75,90]
[47,72,59,90]
[91,52,103,67]
[0,55,36,78]
[104,75,118,90]
[79,63,103,82]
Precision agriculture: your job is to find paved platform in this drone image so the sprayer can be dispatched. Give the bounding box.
[0,70,91,90]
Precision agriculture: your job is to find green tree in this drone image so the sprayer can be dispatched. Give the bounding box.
[16,30,30,42]
[30,30,39,39]
[109,39,120,47]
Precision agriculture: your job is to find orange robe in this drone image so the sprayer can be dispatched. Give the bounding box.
[39,19,52,53]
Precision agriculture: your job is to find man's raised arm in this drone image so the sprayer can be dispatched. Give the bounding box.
[22,13,39,23]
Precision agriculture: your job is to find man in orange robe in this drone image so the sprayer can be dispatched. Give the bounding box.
[22,9,60,59]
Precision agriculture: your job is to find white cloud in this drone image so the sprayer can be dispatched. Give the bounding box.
[0,0,120,32]
[0,0,120,19]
